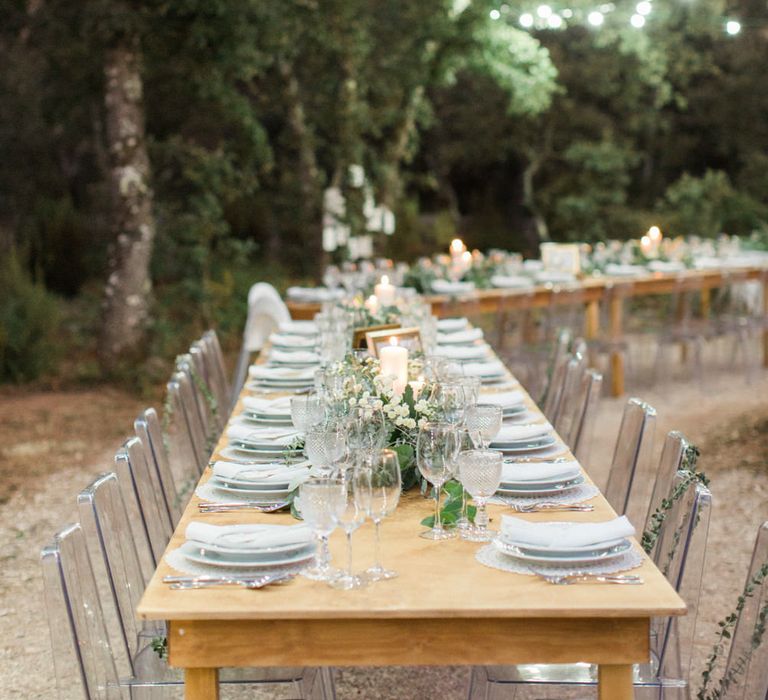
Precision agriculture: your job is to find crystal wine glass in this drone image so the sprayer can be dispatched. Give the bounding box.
[329,466,371,590]
[457,449,503,542]
[290,395,325,433]
[431,381,467,427]
[346,405,387,465]
[298,478,346,581]
[465,404,503,449]
[362,449,402,581]
[416,421,460,540]
[459,376,481,407]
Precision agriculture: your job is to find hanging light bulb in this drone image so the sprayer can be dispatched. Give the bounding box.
[587,10,604,25]
[547,13,564,27]
[636,1,652,15]
[630,13,645,27]
[725,19,741,35]
[490,9,501,19]
[537,4,553,18]
[519,11,535,26]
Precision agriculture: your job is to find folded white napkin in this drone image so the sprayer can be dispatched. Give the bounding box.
[500,460,581,483]
[226,425,301,446]
[278,320,318,336]
[462,360,506,378]
[249,365,316,381]
[492,423,552,443]
[436,317,468,332]
[605,263,646,277]
[500,515,635,548]
[491,275,534,289]
[269,333,317,348]
[186,522,312,550]
[431,279,476,294]
[270,349,321,365]
[647,260,686,273]
[435,343,491,360]
[437,328,485,345]
[479,390,525,410]
[212,461,311,489]
[241,396,293,415]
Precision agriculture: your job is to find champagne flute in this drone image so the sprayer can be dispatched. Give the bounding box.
[432,381,466,427]
[417,422,460,540]
[299,479,346,581]
[363,449,402,581]
[458,449,503,542]
[329,466,371,590]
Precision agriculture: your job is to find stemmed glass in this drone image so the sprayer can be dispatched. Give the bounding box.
[457,449,503,542]
[290,395,326,433]
[298,479,346,581]
[465,404,503,448]
[362,449,402,581]
[432,381,467,427]
[329,466,371,590]
[346,405,387,465]
[304,425,346,476]
[459,376,481,407]
[416,422,460,540]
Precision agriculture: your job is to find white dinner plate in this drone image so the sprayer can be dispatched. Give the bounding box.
[499,471,583,489]
[496,474,584,496]
[208,483,296,499]
[492,537,632,565]
[186,539,312,559]
[491,435,557,451]
[210,475,293,491]
[180,542,315,569]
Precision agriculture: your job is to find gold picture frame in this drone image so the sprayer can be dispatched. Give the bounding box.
[365,327,422,358]
[352,323,400,349]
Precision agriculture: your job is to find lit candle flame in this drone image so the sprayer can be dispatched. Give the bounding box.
[450,238,465,254]
[389,336,398,346]
[381,274,389,285]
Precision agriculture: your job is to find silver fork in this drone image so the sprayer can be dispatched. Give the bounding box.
[538,573,643,585]
[198,501,290,513]
[166,572,297,590]
[509,502,594,513]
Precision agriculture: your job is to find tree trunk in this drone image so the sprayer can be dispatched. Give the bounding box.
[98,38,156,371]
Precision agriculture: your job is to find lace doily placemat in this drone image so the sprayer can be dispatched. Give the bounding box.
[488,483,599,507]
[165,546,314,577]
[475,543,643,577]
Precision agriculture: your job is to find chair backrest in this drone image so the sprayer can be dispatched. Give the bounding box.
[176,353,215,444]
[41,524,122,700]
[570,368,603,467]
[168,371,208,471]
[723,521,768,699]
[77,473,159,673]
[552,352,587,437]
[134,407,181,525]
[539,327,572,408]
[604,397,657,527]
[201,329,231,421]
[244,282,291,353]
[114,437,172,568]
[654,474,712,684]
[643,431,690,538]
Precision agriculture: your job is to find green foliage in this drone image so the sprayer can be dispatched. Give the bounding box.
[420,479,476,528]
[0,254,60,383]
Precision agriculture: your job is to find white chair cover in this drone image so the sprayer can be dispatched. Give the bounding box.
[244,283,291,353]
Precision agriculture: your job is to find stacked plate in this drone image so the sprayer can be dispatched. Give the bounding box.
[497,460,584,498]
[436,317,469,333]
[225,425,304,460]
[436,327,485,346]
[248,365,315,392]
[434,342,493,362]
[278,320,318,336]
[479,389,528,419]
[490,275,535,289]
[179,522,316,571]
[493,515,636,569]
[269,332,318,350]
[240,396,293,426]
[268,349,321,368]
[490,423,557,454]
[206,460,310,503]
[461,359,508,384]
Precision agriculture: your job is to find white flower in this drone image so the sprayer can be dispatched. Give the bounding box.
[349,397,358,407]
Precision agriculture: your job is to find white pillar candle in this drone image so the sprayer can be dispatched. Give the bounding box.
[379,337,408,395]
[365,294,380,314]
[374,275,396,306]
[640,235,654,257]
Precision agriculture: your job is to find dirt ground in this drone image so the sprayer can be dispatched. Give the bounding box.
[0,364,766,699]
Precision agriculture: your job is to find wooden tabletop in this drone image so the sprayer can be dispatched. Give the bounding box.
[137,371,685,624]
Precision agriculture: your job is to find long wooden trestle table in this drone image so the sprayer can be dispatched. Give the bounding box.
[287,266,768,396]
[137,340,686,699]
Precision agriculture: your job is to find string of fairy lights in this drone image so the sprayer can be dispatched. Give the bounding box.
[487,2,745,35]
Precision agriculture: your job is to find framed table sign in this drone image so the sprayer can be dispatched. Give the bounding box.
[352,323,400,349]
[365,327,422,358]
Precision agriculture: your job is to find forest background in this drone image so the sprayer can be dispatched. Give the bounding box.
[1,0,767,387]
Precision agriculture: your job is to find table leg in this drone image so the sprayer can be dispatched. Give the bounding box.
[763,276,768,368]
[609,295,624,396]
[584,299,600,368]
[598,663,633,700]
[185,667,219,700]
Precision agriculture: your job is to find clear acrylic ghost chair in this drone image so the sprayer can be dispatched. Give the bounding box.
[114,437,173,571]
[604,397,657,529]
[167,371,208,472]
[551,352,587,436]
[42,522,333,700]
[200,330,231,425]
[468,472,712,700]
[134,408,181,526]
[162,376,205,498]
[232,282,292,406]
[77,473,328,698]
[175,354,217,452]
[568,369,603,469]
[189,342,225,433]
[717,521,768,700]
[538,328,572,409]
